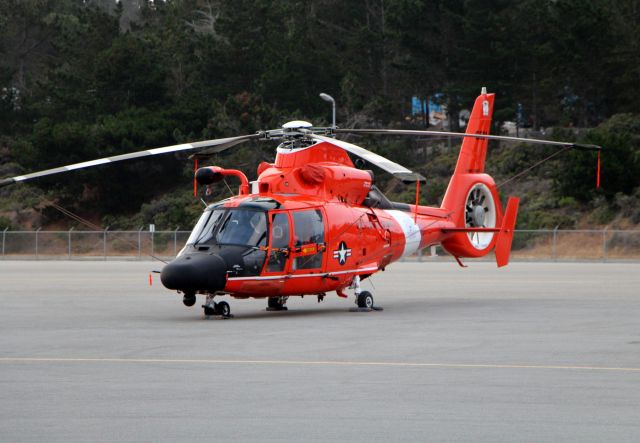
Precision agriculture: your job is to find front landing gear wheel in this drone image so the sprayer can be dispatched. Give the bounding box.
[216,301,231,317]
[183,293,196,307]
[357,291,374,309]
[202,301,232,318]
[203,304,216,316]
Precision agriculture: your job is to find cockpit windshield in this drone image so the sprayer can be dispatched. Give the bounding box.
[186,208,267,247]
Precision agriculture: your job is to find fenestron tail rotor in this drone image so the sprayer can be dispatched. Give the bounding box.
[464,184,496,249]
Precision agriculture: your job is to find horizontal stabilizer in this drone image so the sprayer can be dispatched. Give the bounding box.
[441,227,501,233]
[495,197,520,267]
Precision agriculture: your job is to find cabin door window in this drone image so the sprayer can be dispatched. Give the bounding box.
[292,209,325,270]
[266,212,290,273]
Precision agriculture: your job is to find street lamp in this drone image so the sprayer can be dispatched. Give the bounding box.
[319,93,336,129]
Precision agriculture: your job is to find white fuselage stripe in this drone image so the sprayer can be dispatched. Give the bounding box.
[384,210,421,257]
[227,266,378,281]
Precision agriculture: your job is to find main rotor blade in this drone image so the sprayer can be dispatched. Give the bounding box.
[335,129,601,151]
[311,134,425,183]
[0,134,261,188]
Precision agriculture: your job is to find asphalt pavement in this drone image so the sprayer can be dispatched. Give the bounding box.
[0,260,639,442]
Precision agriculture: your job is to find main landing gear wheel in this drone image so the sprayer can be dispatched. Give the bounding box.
[183,292,196,307]
[357,291,374,309]
[266,296,288,311]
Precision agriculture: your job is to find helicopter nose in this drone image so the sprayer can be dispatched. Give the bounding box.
[160,253,228,292]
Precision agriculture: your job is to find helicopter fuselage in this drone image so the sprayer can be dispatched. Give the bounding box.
[160,138,457,299]
[160,92,521,309]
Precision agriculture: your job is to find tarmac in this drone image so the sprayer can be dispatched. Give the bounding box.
[0,260,639,442]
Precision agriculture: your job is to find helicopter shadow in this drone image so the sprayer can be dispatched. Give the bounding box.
[168,306,375,322]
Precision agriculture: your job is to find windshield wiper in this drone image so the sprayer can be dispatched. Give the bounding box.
[194,211,225,245]
[214,213,232,241]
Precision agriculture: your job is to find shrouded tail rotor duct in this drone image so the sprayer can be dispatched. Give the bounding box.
[465,183,497,249]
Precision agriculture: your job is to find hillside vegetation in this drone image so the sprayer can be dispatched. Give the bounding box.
[0,0,639,231]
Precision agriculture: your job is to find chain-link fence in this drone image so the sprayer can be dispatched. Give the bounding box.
[0,229,191,260]
[406,229,640,262]
[1,228,640,261]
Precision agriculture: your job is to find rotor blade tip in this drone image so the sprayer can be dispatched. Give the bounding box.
[572,143,602,151]
[395,172,427,184]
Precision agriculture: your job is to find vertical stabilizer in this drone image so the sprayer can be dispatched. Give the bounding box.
[441,89,497,214]
[495,197,520,267]
[453,90,495,174]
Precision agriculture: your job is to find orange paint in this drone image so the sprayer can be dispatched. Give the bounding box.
[596,151,601,189]
[193,158,198,197]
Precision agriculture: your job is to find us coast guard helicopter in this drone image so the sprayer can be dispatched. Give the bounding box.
[0,89,601,318]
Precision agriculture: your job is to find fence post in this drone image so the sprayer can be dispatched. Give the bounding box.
[68,227,74,259]
[603,227,608,262]
[552,225,559,261]
[2,227,7,258]
[103,227,109,261]
[35,227,41,259]
[138,227,143,260]
[174,226,180,256]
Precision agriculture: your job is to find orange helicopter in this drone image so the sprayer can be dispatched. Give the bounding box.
[0,88,601,317]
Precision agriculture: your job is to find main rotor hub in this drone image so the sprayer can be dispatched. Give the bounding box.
[276,121,319,150]
[282,120,313,131]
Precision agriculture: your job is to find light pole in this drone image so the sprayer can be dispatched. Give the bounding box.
[319,93,336,129]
